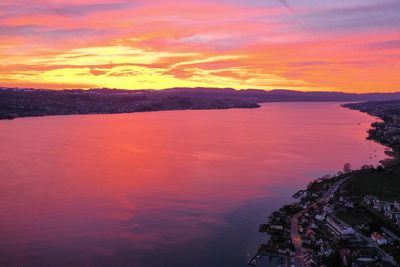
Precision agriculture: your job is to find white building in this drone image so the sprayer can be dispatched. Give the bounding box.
[381,201,392,213]
[364,195,400,223]
[326,216,355,237]
[364,195,378,205]
[315,212,325,221]
[323,205,334,214]
[373,199,381,210]
[385,208,400,221]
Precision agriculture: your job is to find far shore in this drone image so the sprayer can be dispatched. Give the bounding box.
[2,87,400,121]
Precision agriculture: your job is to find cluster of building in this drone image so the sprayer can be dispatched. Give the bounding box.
[325,216,355,238]
[363,195,400,226]
[298,193,398,266]
[258,177,400,266]
[254,102,400,266]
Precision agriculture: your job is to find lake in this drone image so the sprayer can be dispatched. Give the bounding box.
[0,103,388,267]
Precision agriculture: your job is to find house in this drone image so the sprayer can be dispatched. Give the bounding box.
[384,206,394,218]
[364,195,378,205]
[323,205,334,214]
[302,201,310,209]
[373,199,381,210]
[363,195,400,222]
[344,200,354,208]
[315,212,325,221]
[301,218,309,225]
[326,216,355,237]
[381,201,392,213]
[356,257,376,264]
[306,229,316,239]
[269,225,284,231]
[321,246,334,257]
[385,208,400,221]
[371,232,388,245]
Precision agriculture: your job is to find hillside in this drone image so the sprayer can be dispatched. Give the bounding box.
[2,87,400,120]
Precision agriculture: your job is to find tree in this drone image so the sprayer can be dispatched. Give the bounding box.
[258,224,269,233]
[377,165,384,173]
[343,163,352,173]
[325,251,342,267]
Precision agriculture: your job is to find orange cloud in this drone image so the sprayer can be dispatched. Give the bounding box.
[0,0,399,92]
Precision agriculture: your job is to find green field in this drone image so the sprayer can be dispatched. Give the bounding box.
[349,164,400,201]
[336,210,370,226]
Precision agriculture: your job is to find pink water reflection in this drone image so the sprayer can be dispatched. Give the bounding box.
[0,103,387,266]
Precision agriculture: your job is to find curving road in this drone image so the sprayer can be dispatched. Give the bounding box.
[290,212,305,267]
[290,175,351,267]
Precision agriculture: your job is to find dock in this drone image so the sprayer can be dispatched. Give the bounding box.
[248,249,288,267]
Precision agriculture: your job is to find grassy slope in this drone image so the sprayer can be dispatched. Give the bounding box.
[349,164,400,201]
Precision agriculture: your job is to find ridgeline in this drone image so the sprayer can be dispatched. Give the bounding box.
[2,87,400,120]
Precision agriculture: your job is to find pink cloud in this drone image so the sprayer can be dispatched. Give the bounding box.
[0,0,399,92]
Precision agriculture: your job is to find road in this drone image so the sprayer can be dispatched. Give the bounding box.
[290,212,304,267]
[290,175,350,267]
[353,229,396,265]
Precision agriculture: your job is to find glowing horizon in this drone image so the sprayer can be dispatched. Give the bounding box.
[1,0,399,92]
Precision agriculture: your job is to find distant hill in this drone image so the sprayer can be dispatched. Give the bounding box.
[1,87,400,120]
[162,87,400,102]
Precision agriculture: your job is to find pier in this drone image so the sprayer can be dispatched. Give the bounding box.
[248,249,288,267]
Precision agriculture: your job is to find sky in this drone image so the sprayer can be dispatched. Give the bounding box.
[0,0,399,92]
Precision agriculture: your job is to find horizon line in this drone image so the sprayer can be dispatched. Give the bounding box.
[1,86,400,95]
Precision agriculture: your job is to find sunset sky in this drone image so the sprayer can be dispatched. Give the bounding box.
[0,0,399,92]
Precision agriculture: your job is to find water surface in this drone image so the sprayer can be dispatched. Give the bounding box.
[0,103,387,266]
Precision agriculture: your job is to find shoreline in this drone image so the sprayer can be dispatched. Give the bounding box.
[0,105,261,121]
[0,100,357,121]
[0,100,380,122]
[0,100,365,121]
[253,103,400,267]
[2,87,400,121]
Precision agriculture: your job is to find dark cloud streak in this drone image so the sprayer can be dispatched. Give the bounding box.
[0,1,135,19]
[0,25,110,39]
[292,1,400,32]
[366,40,400,50]
[277,0,296,14]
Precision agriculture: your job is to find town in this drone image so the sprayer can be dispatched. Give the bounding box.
[2,87,400,120]
[256,167,400,267]
[253,100,400,267]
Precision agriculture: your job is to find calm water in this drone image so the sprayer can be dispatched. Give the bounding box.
[0,103,388,267]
